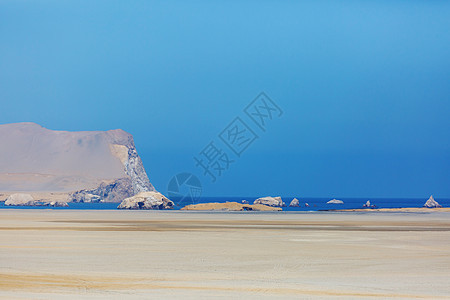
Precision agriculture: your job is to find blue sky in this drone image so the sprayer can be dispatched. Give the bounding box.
[1,1,449,198]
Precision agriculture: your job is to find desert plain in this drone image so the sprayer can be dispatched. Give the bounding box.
[0,210,449,299]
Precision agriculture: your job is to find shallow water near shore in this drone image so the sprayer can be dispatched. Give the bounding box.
[1,209,449,299]
[1,197,449,211]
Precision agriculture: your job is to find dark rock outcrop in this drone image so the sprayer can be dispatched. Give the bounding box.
[69,178,134,203]
[67,130,157,203]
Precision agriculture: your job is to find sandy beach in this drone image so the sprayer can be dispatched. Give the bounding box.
[1,210,449,299]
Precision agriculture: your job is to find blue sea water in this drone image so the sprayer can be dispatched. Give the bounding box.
[0,197,448,211]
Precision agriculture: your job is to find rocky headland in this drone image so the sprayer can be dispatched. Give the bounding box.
[0,122,168,206]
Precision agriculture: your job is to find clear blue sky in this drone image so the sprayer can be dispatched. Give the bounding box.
[1,1,449,198]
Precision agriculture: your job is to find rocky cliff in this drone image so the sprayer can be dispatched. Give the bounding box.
[0,122,155,203]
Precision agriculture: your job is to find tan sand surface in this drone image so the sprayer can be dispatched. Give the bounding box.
[0,210,449,299]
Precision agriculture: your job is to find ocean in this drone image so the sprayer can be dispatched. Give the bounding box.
[1,197,448,211]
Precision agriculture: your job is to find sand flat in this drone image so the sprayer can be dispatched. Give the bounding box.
[0,210,449,299]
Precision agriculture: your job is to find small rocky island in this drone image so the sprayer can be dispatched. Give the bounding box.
[253,196,285,207]
[423,195,442,208]
[117,192,174,210]
[327,199,344,204]
[289,198,300,207]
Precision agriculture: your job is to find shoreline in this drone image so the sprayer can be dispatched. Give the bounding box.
[325,207,450,213]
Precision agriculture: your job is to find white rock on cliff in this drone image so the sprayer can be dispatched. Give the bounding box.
[253,196,285,207]
[423,195,442,208]
[5,193,34,205]
[5,193,68,207]
[117,191,174,210]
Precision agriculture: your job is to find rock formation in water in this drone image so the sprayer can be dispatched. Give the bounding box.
[253,196,285,207]
[5,193,68,207]
[423,195,442,208]
[289,198,300,207]
[0,122,157,203]
[327,199,344,204]
[117,191,174,210]
[181,202,282,211]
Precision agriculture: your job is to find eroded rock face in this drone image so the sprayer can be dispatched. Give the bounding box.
[70,132,155,202]
[69,178,134,203]
[117,191,174,210]
[423,195,442,208]
[289,198,300,207]
[253,196,285,207]
[5,193,68,207]
[327,199,344,204]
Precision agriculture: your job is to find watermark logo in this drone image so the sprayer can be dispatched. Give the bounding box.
[194,92,283,182]
[167,172,202,207]
[219,117,258,157]
[166,92,283,208]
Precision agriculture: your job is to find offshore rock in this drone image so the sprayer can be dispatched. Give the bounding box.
[423,195,442,208]
[253,196,285,207]
[327,199,344,204]
[289,198,300,207]
[117,191,174,210]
